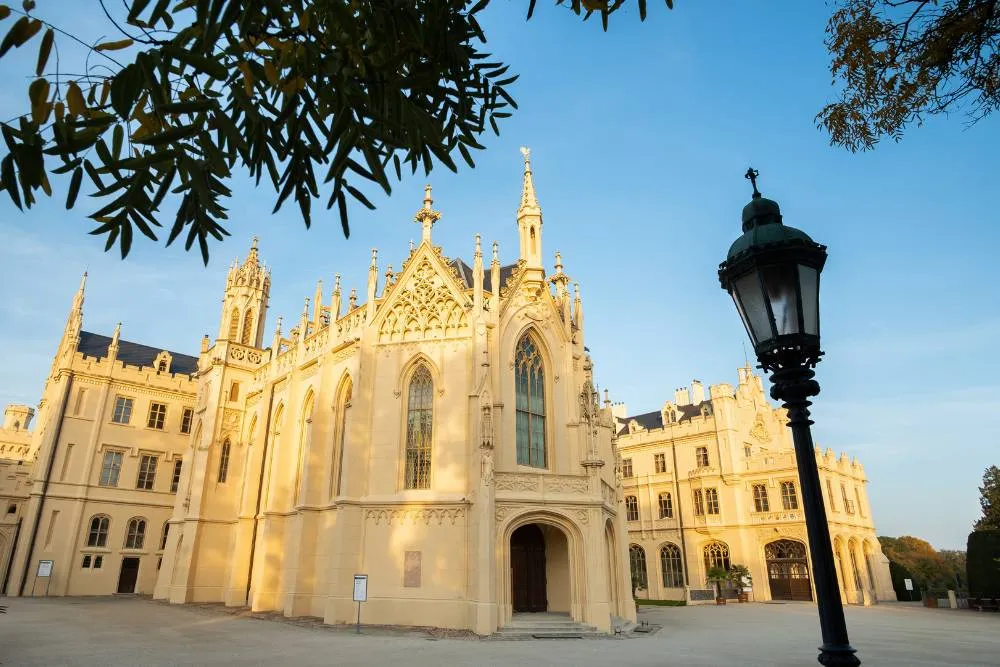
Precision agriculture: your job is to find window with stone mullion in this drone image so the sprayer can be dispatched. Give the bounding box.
[404,366,433,489]
[781,481,799,510]
[515,335,546,468]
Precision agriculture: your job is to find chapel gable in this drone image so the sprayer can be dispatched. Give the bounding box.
[377,251,471,343]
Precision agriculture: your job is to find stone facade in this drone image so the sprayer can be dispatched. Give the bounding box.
[614,367,894,605]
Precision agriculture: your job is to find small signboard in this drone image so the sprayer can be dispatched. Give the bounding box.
[353,574,368,602]
[36,560,54,577]
[904,578,914,591]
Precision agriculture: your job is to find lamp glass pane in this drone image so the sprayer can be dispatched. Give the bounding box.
[762,263,801,336]
[734,273,773,344]
[799,265,820,336]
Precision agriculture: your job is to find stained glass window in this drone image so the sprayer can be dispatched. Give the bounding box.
[515,335,546,468]
[404,366,433,489]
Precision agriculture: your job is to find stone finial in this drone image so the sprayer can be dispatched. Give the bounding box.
[492,240,499,263]
[413,184,441,243]
[554,251,563,274]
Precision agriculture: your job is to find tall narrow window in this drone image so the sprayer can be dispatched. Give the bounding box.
[625,495,639,521]
[228,308,239,340]
[99,451,123,487]
[622,458,633,478]
[59,444,75,481]
[842,484,854,514]
[170,459,183,493]
[147,402,167,429]
[826,479,836,511]
[781,481,799,510]
[293,393,314,502]
[629,545,647,589]
[515,334,546,468]
[74,388,88,416]
[333,379,352,498]
[849,544,864,591]
[855,487,866,517]
[654,453,666,473]
[241,310,254,345]
[87,515,110,547]
[660,543,684,587]
[112,396,133,424]
[752,484,770,512]
[160,523,170,550]
[180,407,193,434]
[693,489,705,516]
[404,365,433,489]
[229,382,240,402]
[136,454,158,490]
[695,446,709,467]
[658,492,673,519]
[218,439,231,483]
[706,488,720,515]
[124,517,146,549]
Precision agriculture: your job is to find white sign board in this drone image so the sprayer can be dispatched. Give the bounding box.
[353,574,368,602]
[904,578,913,591]
[36,560,54,577]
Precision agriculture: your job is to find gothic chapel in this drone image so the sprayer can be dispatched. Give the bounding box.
[154,150,636,634]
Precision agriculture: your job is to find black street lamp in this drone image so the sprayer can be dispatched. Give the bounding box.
[718,168,860,667]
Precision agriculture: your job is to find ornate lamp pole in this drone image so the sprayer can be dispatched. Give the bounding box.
[718,169,860,667]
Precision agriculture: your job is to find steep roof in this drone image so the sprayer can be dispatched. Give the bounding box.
[449,258,520,292]
[77,331,199,376]
[615,401,711,436]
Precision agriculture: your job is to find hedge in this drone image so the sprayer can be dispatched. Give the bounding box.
[966,530,1000,596]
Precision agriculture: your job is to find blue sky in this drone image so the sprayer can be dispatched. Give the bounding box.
[0,2,996,550]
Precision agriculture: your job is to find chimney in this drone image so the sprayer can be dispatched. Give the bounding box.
[610,402,628,422]
[690,380,705,404]
[674,387,690,406]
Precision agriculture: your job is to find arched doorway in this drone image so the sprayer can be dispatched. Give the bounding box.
[511,524,547,612]
[765,539,812,601]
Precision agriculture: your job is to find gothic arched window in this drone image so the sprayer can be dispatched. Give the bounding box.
[404,366,433,489]
[753,484,770,512]
[294,392,315,501]
[218,439,231,483]
[629,544,647,589]
[87,515,110,547]
[241,310,254,345]
[703,541,731,573]
[228,308,239,340]
[332,377,352,498]
[660,543,684,587]
[515,334,546,468]
[124,517,146,549]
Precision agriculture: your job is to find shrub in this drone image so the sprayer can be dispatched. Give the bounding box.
[966,530,1000,596]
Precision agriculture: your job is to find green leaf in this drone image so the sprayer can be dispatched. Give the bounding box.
[65,165,82,208]
[110,63,143,118]
[35,27,51,75]
[161,44,228,79]
[95,39,134,52]
[0,16,41,58]
[1,153,22,209]
[134,124,199,146]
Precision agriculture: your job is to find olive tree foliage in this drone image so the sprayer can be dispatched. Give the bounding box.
[820,0,1000,152]
[0,0,673,262]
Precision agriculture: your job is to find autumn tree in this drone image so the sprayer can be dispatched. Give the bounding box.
[0,0,671,262]
[878,535,965,589]
[974,465,1000,530]
[820,0,1000,151]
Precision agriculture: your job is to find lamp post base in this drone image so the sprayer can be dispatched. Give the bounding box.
[818,644,861,666]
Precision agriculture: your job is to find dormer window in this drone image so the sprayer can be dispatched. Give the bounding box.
[154,351,172,374]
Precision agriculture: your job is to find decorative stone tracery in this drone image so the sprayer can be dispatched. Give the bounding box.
[378,259,470,342]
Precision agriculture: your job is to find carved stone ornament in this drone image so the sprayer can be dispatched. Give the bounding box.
[495,473,541,492]
[365,507,465,526]
[545,476,590,495]
[222,408,241,434]
[480,447,494,486]
[378,258,470,343]
[750,415,771,442]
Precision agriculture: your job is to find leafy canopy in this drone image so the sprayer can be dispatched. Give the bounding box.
[878,535,965,589]
[820,0,1000,151]
[975,464,1000,531]
[0,0,672,263]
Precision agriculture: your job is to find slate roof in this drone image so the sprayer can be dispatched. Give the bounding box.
[77,331,199,376]
[615,401,712,436]
[449,258,520,292]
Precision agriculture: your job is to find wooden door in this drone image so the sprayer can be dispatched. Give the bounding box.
[511,524,547,612]
[117,557,140,594]
[766,540,812,601]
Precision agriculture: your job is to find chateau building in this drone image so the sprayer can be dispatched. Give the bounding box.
[613,368,894,605]
[4,152,636,635]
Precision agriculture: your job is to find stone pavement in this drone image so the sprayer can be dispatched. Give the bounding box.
[0,597,997,666]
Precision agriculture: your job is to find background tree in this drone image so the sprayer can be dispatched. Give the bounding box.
[820,0,1000,152]
[974,465,1000,530]
[0,0,671,262]
[879,535,966,590]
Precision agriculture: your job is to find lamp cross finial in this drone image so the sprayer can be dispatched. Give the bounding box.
[745,167,761,198]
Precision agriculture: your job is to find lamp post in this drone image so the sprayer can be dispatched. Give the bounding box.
[718,168,860,667]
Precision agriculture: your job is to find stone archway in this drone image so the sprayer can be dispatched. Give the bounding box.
[497,511,585,627]
[765,539,812,601]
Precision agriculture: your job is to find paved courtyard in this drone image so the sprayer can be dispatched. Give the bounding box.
[0,597,997,666]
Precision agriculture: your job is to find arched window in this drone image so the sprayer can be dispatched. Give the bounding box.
[228,308,239,340]
[229,382,240,401]
[752,484,770,512]
[703,541,731,573]
[263,404,285,506]
[294,392,315,501]
[218,439,231,483]
[833,538,846,591]
[404,366,433,489]
[695,446,709,467]
[849,542,864,592]
[625,495,639,521]
[332,377,352,498]
[658,492,673,519]
[781,481,799,510]
[241,310,254,345]
[515,334,546,468]
[629,544,647,589]
[660,543,684,587]
[124,517,146,549]
[87,515,110,547]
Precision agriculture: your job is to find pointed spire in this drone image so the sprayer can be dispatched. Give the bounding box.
[331,273,342,320]
[554,251,564,275]
[272,315,284,352]
[573,282,583,331]
[367,248,379,320]
[414,184,441,244]
[110,322,121,347]
[313,280,323,326]
[73,271,87,309]
[519,147,540,214]
[244,236,260,268]
[474,234,483,262]
[473,234,484,314]
[492,240,499,264]
[349,287,358,310]
[63,271,87,344]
